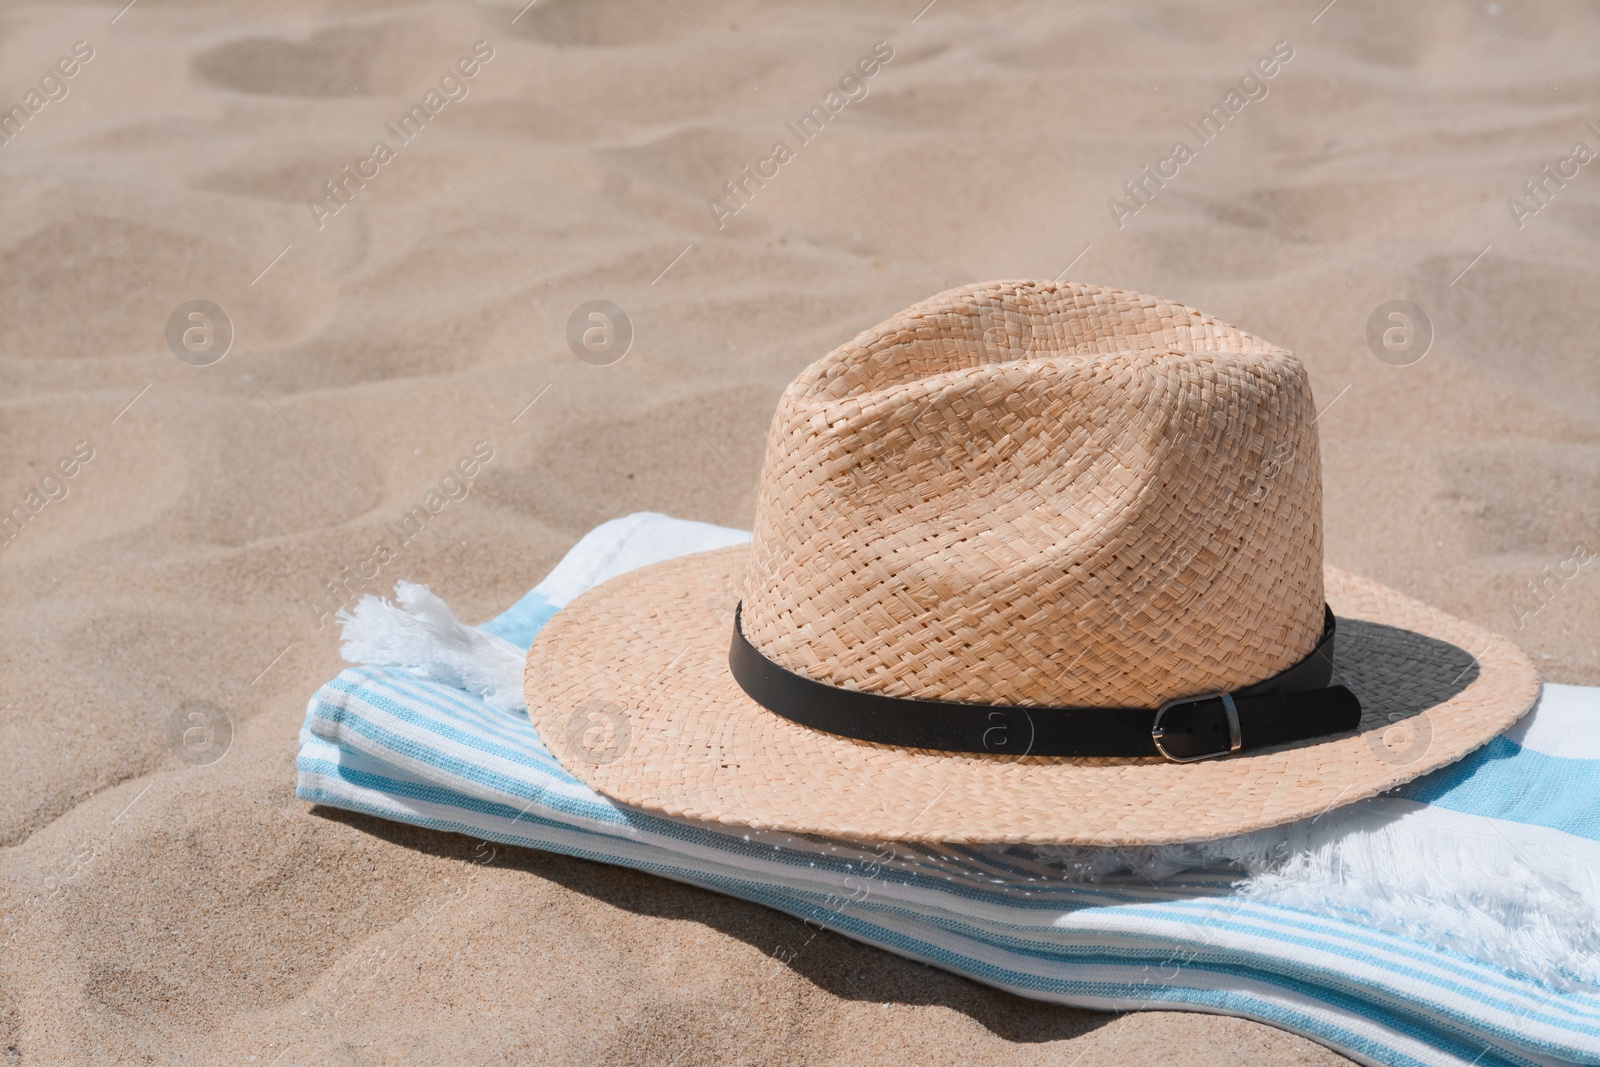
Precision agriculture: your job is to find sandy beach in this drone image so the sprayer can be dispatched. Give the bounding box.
[2,0,1597,1062]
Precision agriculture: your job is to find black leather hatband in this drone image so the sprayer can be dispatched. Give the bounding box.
[728,605,1361,761]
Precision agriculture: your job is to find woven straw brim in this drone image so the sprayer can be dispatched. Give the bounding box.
[524,546,1539,845]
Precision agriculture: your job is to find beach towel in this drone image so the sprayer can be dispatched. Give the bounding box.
[297,513,1600,1067]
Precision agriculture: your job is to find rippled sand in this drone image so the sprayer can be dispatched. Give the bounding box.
[2,0,1596,1062]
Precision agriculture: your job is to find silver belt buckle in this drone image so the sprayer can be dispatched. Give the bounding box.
[1151,693,1242,762]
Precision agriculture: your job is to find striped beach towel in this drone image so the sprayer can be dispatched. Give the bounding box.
[297,513,1600,1067]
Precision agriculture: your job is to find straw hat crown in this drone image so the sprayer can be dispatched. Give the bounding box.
[740,280,1326,709]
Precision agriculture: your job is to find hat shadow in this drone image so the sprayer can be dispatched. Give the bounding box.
[1333,618,1480,739]
[313,805,1112,1044]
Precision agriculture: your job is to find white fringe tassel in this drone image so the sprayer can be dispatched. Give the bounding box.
[1033,806,1600,988]
[1233,807,1600,989]
[338,581,527,715]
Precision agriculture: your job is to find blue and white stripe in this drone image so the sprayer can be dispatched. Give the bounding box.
[297,514,1600,1067]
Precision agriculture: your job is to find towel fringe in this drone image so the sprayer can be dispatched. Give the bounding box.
[1031,805,1600,989]
[338,582,527,716]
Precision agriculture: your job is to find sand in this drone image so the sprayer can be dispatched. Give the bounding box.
[1,0,1596,1062]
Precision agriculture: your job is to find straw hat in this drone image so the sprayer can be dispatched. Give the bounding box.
[524,281,1539,845]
